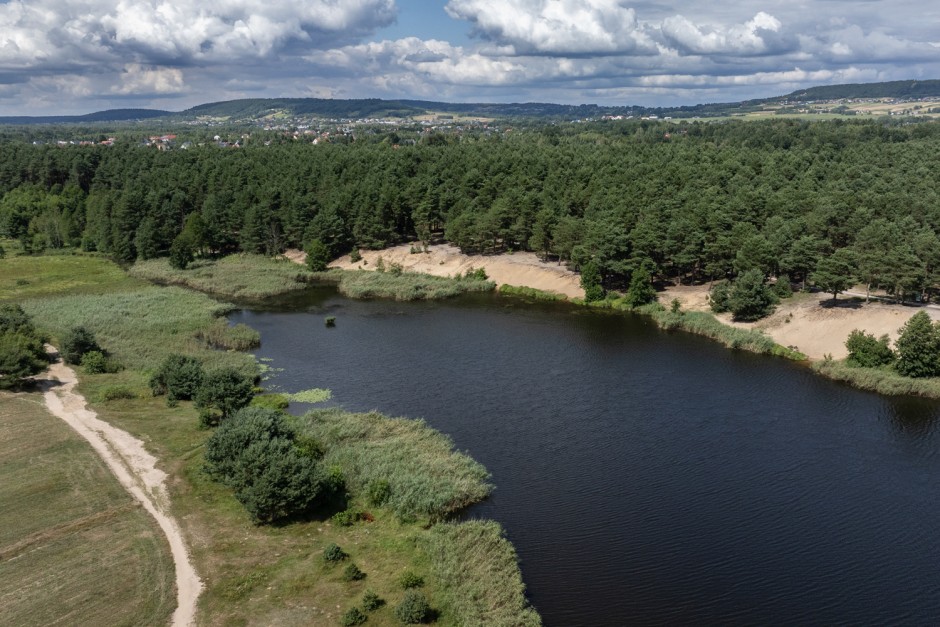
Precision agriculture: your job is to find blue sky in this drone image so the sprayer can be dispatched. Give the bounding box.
[0,0,938,115]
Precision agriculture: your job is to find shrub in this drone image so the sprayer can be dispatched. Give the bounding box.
[340,607,367,626]
[203,406,328,524]
[774,274,793,298]
[169,234,194,270]
[361,590,384,612]
[342,563,366,582]
[349,248,362,262]
[580,261,604,302]
[80,350,108,374]
[195,367,254,425]
[625,268,656,307]
[150,354,205,401]
[845,329,896,368]
[398,571,424,589]
[727,269,777,321]
[99,385,138,401]
[463,266,488,281]
[195,320,260,351]
[366,479,391,506]
[708,280,732,313]
[0,330,48,389]
[251,393,290,411]
[325,316,336,327]
[332,509,360,527]
[895,311,940,378]
[60,326,100,365]
[395,591,430,624]
[305,239,331,272]
[323,543,348,563]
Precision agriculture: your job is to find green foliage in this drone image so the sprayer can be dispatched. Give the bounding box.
[361,590,384,612]
[813,248,857,300]
[422,521,541,627]
[323,543,348,563]
[98,385,138,401]
[366,479,391,506]
[398,571,424,589]
[325,316,336,327]
[395,591,430,624]
[194,367,255,425]
[168,234,194,270]
[303,409,492,520]
[335,269,494,301]
[727,269,778,321]
[332,509,361,527]
[625,269,657,307]
[708,280,732,313]
[203,406,328,524]
[195,319,260,351]
[150,353,205,401]
[80,350,108,374]
[895,311,940,378]
[286,388,332,404]
[341,563,365,582]
[0,328,47,388]
[774,274,793,299]
[250,393,290,411]
[340,607,367,627]
[498,285,567,301]
[845,330,896,368]
[305,239,331,272]
[579,261,604,302]
[349,248,362,263]
[60,326,100,365]
[464,266,488,281]
[814,359,940,398]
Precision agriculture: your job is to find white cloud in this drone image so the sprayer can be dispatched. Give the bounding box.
[111,64,185,95]
[445,0,659,55]
[661,12,792,56]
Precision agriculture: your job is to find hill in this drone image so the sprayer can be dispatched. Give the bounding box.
[0,108,171,125]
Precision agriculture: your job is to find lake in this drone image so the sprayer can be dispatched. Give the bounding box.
[230,288,940,625]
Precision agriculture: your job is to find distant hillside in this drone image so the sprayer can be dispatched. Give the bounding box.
[782,79,940,101]
[0,108,171,125]
[1,79,938,126]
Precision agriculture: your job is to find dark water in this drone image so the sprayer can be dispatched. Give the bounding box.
[230,289,940,626]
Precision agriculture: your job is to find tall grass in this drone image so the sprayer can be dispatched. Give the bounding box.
[301,409,492,520]
[422,521,542,627]
[498,284,568,301]
[335,270,495,301]
[813,360,940,398]
[21,285,255,374]
[0,251,142,302]
[130,255,313,300]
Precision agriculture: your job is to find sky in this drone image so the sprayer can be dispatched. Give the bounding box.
[0,0,938,115]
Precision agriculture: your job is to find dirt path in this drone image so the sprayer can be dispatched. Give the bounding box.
[39,347,202,627]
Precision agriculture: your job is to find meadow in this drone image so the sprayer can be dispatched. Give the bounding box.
[0,393,175,626]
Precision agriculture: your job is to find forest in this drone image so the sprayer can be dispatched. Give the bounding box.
[2,117,940,304]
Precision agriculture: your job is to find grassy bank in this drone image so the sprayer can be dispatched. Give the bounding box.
[498,284,569,302]
[0,393,175,626]
[812,360,940,398]
[0,249,141,302]
[12,253,539,625]
[334,269,495,301]
[130,255,314,300]
[303,409,492,521]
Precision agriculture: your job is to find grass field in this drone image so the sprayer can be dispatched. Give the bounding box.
[130,255,313,301]
[9,252,539,625]
[0,248,142,303]
[0,393,175,627]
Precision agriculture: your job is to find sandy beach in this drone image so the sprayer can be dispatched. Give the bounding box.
[291,245,940,361]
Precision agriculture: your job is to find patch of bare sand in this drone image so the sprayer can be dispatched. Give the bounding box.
[292,244,585,299]
[39,347,202,627]
[662,284,940,360]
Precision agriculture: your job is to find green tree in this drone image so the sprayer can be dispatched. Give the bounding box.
[812,248,857,301]
[60,326,100,365]
[395,591,431,624]
[579,260,605,302]
[194,367,254,426]
[305,238,331,272]
[169,234,194,270]
[727,268,778,321]
[708,280,732,313]
[625,268,657,307]
[845,330,895,368]
[149,354,205,402]
[895,311,940,378]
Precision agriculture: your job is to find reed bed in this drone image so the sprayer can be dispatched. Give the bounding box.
[335,270,495,301]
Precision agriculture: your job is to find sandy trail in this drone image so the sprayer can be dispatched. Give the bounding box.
[39,347,202,627]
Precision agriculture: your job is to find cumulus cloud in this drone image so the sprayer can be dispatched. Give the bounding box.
[445,0,659,55]
[0,0,397,71]
[111,64,185,96]
[661,12,795,56]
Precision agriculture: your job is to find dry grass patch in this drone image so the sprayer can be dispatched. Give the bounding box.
[0,393,175,626]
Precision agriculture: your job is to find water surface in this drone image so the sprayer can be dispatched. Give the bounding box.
[231,289,940,625]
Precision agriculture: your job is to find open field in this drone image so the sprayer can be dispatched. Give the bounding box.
[0,248,142,303]
[0,393,175,626]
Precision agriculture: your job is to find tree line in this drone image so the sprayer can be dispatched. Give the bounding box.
[2,118,940,302]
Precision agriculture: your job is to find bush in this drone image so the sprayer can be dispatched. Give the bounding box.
[362,590,384,612]
[398,571,424,589]
[845,329,896,368]
[463,266,488,281]
[0,330,48,389]
[580,261,604,302]
[727,269,777,321]
[349,248,362,263]
[80,350,108,374]
[150,354,205,402]
[305,239,331,272]
[342,563,366,582]
[203,406,328,524]
[323,543,348,563]
[60,326,100,365]
[774,274,793,298]
[625,269,656,307]
[195,367,254,425]
[195,320,260,351]
[340,607,367,626]
[251,393,290,411]
[366,479,391,506]
[325,316,336,327]
[169,234,194,270]
[708,280,732,313]
[99,385,138,401]
[332,509,360,527]
[395,591,430,624]
[895,311,940,378]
